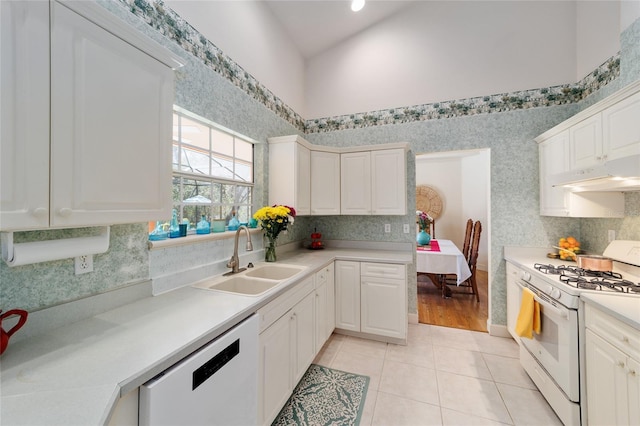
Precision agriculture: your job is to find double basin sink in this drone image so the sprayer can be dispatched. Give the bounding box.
[192,263,306,296]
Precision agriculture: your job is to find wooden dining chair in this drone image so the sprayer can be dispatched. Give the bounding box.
[465,220,482,302]
[442,219,481,302]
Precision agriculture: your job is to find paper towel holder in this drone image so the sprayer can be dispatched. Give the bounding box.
[1,227,110,267]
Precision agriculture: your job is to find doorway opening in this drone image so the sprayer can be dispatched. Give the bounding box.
[415,148,490,332]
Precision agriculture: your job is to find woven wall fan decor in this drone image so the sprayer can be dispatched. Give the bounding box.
[416,185,443,219]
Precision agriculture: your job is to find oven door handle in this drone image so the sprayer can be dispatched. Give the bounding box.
[531,293,568,320]
[515,280,569,320]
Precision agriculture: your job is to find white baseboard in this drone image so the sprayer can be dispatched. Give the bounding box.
[488,322,511,338]
[408,313,419,324]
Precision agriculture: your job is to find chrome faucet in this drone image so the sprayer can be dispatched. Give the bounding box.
[224,225,253,275]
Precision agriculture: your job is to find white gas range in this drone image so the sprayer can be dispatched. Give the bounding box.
[504,240,640,426]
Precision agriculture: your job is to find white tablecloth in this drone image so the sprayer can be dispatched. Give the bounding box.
[416,239,472,285]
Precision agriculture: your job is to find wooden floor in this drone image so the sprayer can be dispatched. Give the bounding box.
[417,270,489,333]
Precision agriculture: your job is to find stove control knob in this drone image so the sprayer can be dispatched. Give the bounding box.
[548,287,561,299]
[520,271,531,281]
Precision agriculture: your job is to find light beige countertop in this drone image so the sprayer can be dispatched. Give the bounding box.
[0,247,411,425]
[581,292,640,330]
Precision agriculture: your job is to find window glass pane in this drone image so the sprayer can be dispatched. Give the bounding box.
[182,179,212,204]
[236,139,253,162]
[234,186,250,205]
[183,205,211,227]
[211,128,234,157]
[236,205,250,223]
[180,117,210,150]
[172,113,180,142]
[235,162,252,182]
[211,155,234,179]
[182,147,210,175]
[210,182,222,204]
[172,145,180,171]
[172,176,181,203]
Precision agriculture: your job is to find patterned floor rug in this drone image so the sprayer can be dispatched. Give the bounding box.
[272,364,370,426]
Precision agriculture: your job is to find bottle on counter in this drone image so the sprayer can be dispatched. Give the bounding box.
[169,209,180,238]
[149,221,168,240]
[228,212,240,231]
[196,215,211,234]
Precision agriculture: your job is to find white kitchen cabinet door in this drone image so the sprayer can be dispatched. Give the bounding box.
[361,275,406,339]
[268,140,310,216]
[315,263,335,349]
[310,151,340,215]
[341,151,371,215]
[0,1,50,230]
[569,114,602,171]
[629,356,640,426]
[538,131,569,217]
[371,149,406,215]
[335,260,361,332]
[49,1,174,228]
[292,291,316,385]
[602,90,640,162]
[585,329,630,426]
[259,313,292,426]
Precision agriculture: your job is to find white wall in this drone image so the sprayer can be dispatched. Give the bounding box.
[416,150,489,271]
[305,1,579,118]
[576,1,621,80]
[164,0,306,116]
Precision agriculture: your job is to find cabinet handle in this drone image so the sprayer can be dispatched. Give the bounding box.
[617,361,626,368]
[32,208,47,217]
[621,335,630,343]
[58,208,72,217]
[628,368,637,377]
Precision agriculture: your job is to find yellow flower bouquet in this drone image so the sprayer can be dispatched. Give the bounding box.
[253,205,296,261]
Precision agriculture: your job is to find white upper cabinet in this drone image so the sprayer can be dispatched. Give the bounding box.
[341,151,372,215]
[539,131,570,216]
[310,150,340,215]
[1,1,179,231]
[341,148,407,215]
[371,148,406,215]
[569,114,602,170]
[602,90,640,162]
[268,136,311,215]
[1,1,51,230]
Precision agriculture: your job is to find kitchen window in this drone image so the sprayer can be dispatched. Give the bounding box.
[170,107,254,230]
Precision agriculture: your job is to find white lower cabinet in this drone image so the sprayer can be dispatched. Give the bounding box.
[585,305,640,426]
[258,264,336,426]
[315,263,335,349]
[335,260,407,342]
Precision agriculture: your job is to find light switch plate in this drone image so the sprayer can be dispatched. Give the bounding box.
[384,224,391,233]
[403,224,410,233]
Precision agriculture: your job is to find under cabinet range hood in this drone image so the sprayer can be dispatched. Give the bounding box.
[550,154,640,192]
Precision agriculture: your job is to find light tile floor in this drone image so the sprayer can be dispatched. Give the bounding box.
[313,324,563,426]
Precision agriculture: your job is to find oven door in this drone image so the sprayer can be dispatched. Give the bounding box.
[515,279,580,402]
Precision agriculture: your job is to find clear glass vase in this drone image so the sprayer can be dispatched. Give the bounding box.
[265,239,277,262]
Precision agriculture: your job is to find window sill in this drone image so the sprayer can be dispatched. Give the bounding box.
[148,228,263,250]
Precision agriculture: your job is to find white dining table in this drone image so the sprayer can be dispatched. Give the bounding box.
[416,239,472,298]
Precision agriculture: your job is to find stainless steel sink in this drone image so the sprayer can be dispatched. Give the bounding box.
[244,264,304,280]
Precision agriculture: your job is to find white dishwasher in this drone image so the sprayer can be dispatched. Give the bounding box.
[139,314,259,426]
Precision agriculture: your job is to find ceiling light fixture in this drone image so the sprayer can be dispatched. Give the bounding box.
[351,0,365,12]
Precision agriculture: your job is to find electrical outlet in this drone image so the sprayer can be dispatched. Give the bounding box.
[384,224,391,233]
[403,224,410,234]
[75,254,93,275]
[608,230,616,242]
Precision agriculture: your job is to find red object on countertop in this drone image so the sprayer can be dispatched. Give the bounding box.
[417,240,440,252]
[1,309,28,355]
